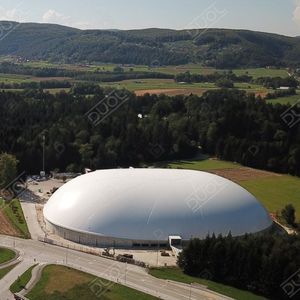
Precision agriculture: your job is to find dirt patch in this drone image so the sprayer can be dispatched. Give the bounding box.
[255,92,269,98]
[209,167,281,182]
[0,209,21,237]
[135,88,208,96]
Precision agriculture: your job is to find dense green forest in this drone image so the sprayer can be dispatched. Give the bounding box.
[0,88,299,175]
[2,22,300,67]
[178,234,300,299]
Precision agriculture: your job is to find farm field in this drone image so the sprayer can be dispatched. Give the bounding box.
[149,267,267,300]
[168,158,300,221]
[0,59,288,97]
[26,265,159,300]
[266,93,300,105]
[233,68,289,78]
[103,79,270,96]
[22,60,289,78]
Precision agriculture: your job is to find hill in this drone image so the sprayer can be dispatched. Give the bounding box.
[0,22,300,67]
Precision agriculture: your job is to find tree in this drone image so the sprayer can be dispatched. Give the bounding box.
[0,153,19,188]
[216,78,234,88]
[281,204,296,226]
[113,66,124,73]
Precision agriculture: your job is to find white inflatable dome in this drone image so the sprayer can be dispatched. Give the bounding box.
[44,169,272,243]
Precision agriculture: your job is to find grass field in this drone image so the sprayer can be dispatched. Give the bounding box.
[10,264,36,293]
[240,176,300,220]
[103,79,269,96]
[168,158,300,221]
[102,79,216,91]
[0,62,289,98]
[3,199,30,238]
[266,93,300,105]
[0,247,16,264]
[21,60,289,78]
[168,159,241,171]
[149,267,267,300]
[233,68,288,79]
[0,263,18,280]
[26,265,159,300]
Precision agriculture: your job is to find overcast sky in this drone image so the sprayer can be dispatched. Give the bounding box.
[0,0,300,36]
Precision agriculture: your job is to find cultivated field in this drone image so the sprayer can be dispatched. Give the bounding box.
[0,59,289,97]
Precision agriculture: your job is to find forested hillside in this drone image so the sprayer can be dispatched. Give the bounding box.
[1,22,300,67]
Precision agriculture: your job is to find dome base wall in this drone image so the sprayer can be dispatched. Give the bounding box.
[45,220,169,249]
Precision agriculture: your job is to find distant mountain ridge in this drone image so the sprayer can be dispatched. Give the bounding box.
[0,21,300,68]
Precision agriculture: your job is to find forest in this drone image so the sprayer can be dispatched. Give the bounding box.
[178,234,300,299]
[2,22,300,67]
[0,88,299,175]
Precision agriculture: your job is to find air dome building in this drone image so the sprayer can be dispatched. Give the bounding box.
[43,169,273,248]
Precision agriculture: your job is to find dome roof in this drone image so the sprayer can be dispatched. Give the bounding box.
[44,169,272,241]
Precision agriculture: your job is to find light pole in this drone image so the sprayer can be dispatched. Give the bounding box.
[42,134,45,173]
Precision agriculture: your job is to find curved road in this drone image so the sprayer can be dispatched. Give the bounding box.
[0,235,232,300]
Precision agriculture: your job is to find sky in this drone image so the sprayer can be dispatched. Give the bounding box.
[0,0,300,36]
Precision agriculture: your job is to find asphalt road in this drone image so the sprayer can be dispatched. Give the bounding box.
[0,235,232,300]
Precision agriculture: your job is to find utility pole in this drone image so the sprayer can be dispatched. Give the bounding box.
[42,134,45,173]
[125,262,127,284]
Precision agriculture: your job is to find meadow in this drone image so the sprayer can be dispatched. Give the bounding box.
[168,158,300,221]
[26,265,159,300]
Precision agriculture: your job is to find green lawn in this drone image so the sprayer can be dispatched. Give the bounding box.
[0,247,16,264]
[240,176,300,221]
[0,263,18,280]
[149,267,267,300]
[102,79,216,91]
[167,158,300,221]
[266,93,300,105]
[168,159,241,171]
[26,265,159,300]
[232,68,288,79]
[10,264,37,293]
[3,199,30,239]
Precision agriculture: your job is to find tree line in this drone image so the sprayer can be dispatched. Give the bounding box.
[174,71,252,83]
[175,71,299,90]
[178,233,300,299]
[0,80,72,90]
[0,88,299,175]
